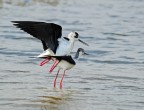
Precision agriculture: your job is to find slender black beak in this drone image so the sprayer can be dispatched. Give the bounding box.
[78,39,89,46]
[83,52,89,55]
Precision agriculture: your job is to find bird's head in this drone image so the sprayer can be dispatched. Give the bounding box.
[74,48,89,59]
[67,32,88,46]
[67,32,79,41]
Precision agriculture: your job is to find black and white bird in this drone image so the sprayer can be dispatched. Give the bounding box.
[12,21,89,66]
[41,48,88,89]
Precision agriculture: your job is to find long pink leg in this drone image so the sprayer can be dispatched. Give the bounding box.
[49,60,59,73]
[53,69,60,88]
[39,57,51,66]
[60,70,66,89]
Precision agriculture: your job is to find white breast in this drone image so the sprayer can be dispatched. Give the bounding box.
[58,60,75,70]
[56,38,74,56]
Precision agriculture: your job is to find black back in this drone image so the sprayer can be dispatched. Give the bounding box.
[12,21,62,53]
[51,55,76,65]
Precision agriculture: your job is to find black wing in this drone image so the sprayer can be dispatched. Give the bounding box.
[12,21,62,53]
[51,55,76,65]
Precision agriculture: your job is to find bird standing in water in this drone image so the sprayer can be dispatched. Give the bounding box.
[41,48,88,89]
[12,21,89,89]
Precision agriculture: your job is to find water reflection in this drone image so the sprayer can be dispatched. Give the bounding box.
[0,0,59,7]
[0,0,2,8]
[30,89,74,110]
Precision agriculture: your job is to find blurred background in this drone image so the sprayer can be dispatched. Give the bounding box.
[0,0,144,110]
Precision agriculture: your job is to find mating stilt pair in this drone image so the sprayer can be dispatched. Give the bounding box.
[12,21,89,89]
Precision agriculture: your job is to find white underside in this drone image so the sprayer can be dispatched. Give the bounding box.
[37,49,54,58]
[37,38,75,58]
[58,60,75,70]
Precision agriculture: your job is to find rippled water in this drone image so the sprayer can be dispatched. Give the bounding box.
[0,0,144,110]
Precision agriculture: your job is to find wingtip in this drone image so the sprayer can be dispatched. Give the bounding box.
[11,21,18,24]
[11,21,23,25]
[11,21,18,26]
[11,21,21,28]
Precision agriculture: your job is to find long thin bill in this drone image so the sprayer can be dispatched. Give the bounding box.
[78,39,89,46]
[84,52,89,55]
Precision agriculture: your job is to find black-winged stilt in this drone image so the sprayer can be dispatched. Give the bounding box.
[40,48,88,89]
[12,21,89,66]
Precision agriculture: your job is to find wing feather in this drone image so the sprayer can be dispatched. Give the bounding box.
[12,21,62,52]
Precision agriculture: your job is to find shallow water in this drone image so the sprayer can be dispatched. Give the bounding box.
[0,0,144,110]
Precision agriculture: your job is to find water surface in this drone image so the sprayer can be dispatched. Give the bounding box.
[0,0,144,110]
